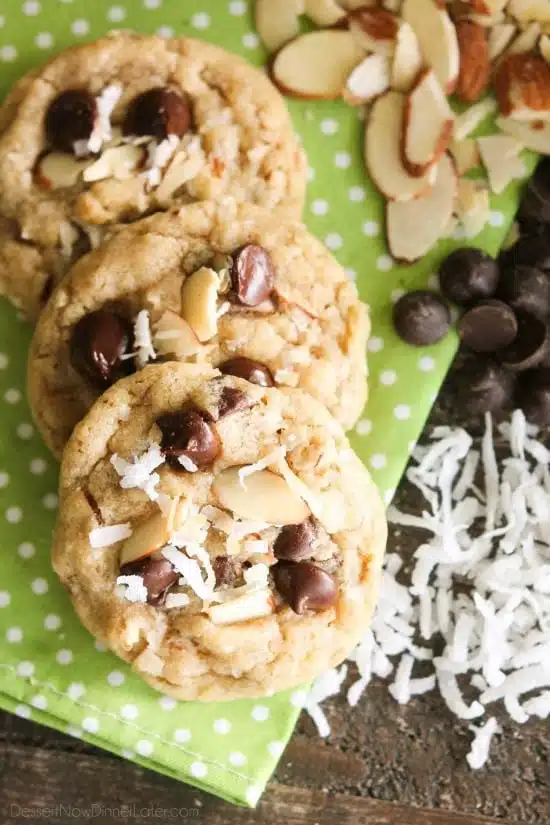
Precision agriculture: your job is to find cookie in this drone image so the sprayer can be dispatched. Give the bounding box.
[52,361,387,701]
[28,200,369,456]
[0,32,307,318]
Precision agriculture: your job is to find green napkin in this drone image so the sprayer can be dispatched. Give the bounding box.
[0,0,536,808]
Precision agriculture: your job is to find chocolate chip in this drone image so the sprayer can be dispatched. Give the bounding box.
[45,89,97,154]
[157,409,220,470]
[459,358,515,415]
[392,290,451,346]
[497,265,550,322]
[213,556,242,588]
[517,158,550,226]
[438,248,500,306]
[219,356,274,387]
[500,233,550,274]
[518,368,550,426]
[499,311,549,372]
[274,520,315,561]
[120,556,179,606]
[123,87,191,140]
[458,300,518,353]
[229,245,275,307]
[217,387,250,418]
[273,561,338,614]
[70,310,134,388]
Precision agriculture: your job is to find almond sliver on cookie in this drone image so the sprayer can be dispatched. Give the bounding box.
[180,266,219,342]
[35,152,89,189]
[119,500,179,566]
[207,589,274,625]
[83,144,144,182]
[153,310,202,359]
[213,467,311,525]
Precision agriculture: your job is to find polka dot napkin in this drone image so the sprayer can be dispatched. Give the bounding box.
[0,0,537,809]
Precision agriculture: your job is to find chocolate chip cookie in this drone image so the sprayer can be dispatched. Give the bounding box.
[52,361,386,701]
[28,200,369,456]
[0,31,307,318]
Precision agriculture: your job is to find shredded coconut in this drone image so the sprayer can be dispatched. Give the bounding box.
[115,574,147,604]
[162,545,216,602]
[133,310,157,368]
[146,134,180,187]
[87,84,122,153]
[178,454,198,473]
[89,523,132,548]
[111,443,164,501]
[164,592,191,610]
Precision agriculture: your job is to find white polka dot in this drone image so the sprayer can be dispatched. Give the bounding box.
[31,578,48,595]
[324,233,343,251]
[31,695,48,710]
[66,725,83,738]
[143,0,161,7]
[121,704,139,720]
[229,0,246,14]
[158,695,176,710]
[15,704,31,719]
[307,165,315,182]
[213,718,231,734]
[362,220,379,236]
[23,1,41,15]
[107,670,125,687]
[489,211,505,227]
[71,19,90,36]
[0,46,17,63]
[190,761,207,778]
[290,689,307,708]
[419,355,435,372]
[334,151,351,168]
[384,488,396,505]
[67,682,85,700]
[246,786,262,806]
[30,458,47,475]
[18,542,35,559]
[42,493,58,510]
[348,186,366,202]
[56,649,72,665]
[35,32,53,49]
[4,388,21,403]
[229,751,247,766]
[355,418,372,436]
[191,11,210,28]
[345,268,357,281]
[7,627,22,643]
[156,25,174,37]
[320,118,339,136]
[394,404,411,420]
[370,453,387,470]
[121,749,135,759]
[174,728,191,743]
[376,254,394,272]
[82,716,99,733]
[136,739,154,756]
[0,472,9,488]
[6,507,22,524]
[268,741,285,758]
[94,640,106,652]
[0,353,8,368]
[0,590,10,607]
[367,336,384,353]
[251,705,270,721]
[311,199,328,216]
[242,32,260,49]
[380,369,397,386]
[18,423,34,440]
[17,661,35,677]
[0,16,4,29]
[107,5,126,21]
[44,614,61,631]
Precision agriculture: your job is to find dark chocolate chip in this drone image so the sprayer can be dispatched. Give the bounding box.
[123,87,191,140]
[438,248,500,306]
[497,265,550,322]
[518,368,550,426]
[218,386,250,417]
[458,300,518,353]
[518,158,550,226]
[219,356,274,387]
[120,556,179,606]
[273,561,338,614]
[499,311,549,372]
[274,519,315,561]
[213,556,242,588]
[157,409,220,470]
[500,233,550,274]
[459,358,515,415]
[45,89,97,154]
[229,244,275,307]
[392,290,451,346]
[70,310,134,388]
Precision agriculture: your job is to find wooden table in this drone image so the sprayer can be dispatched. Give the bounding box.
[1,355,549,825]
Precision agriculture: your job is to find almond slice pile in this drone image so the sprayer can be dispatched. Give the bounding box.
[258,0,550,261]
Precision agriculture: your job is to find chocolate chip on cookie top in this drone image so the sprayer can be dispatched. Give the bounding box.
[70,309,134,388]
[123,87,192,141]
[219,356,274,387]
[157,408,220,471]
[273,561,338,614]
[45,89,98,154]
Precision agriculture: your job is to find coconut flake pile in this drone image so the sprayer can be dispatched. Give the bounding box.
[305,411,550,769]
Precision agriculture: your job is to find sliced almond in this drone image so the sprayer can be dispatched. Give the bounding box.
[496,114,550,152]
[212,467,311,525]
[449,138,481,175]
[488,23,517,62]
[207,589,274,625]
[507,0,550,25]
[402,69,454,177]
[154,150,202,205]
[119,500,179,567]
[349,8,399,56]
[478,134,526,194]
[153,310,203,359]
[339,0,377,7]
[453,97,497,140]
[35,152,89,189]
[456,179,491,238]
[180,267,219,343]
[505,21,542,56]
[255,0,302,53]
[494,52,550,122]
[382,0,403,10]
[540,34,550,62]
[365,91,435,201]
[386,153,456,262]
[344,53,391,105]
[402,0,460,93]
[304,0,346,26]
[391,21,423,92]
[272,30,364,99]
[83,144,144,183]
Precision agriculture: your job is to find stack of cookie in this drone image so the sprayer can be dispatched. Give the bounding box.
[0,32,386,700]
